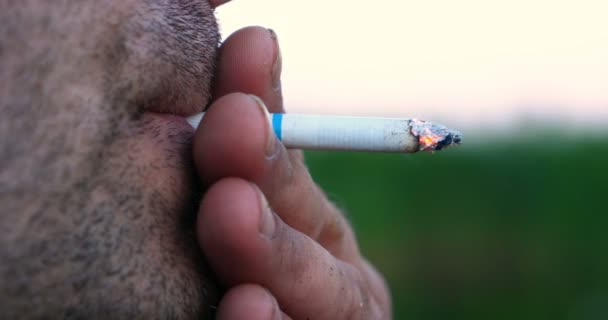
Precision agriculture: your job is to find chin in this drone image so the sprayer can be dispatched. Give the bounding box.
[0,110,219,319]
[105,113,220,318]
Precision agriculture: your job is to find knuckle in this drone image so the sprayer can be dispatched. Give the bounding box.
[318,202,346,241]
[287,150,305,163]
[334,262,367,320]
[273,224,308,277]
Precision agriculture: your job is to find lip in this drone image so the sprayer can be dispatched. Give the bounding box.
[143,112,196,132]
[142,98,206,119]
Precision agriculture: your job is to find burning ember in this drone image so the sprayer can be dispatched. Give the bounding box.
[409,119,462,152]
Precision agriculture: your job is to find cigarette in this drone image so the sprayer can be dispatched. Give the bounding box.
[186,113,462,153]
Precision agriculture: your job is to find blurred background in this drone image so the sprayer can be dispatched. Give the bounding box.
[217,1,608,318]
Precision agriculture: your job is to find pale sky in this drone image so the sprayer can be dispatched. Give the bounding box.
[217,0,608,131]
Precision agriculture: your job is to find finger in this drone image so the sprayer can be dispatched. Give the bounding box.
[216,284,291,320]
[193,93,358,260]
[198,178,390,320]
[212,26,283,112]
[207,26,336,246]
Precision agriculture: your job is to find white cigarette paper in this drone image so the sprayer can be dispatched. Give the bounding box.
[186,113,462,153]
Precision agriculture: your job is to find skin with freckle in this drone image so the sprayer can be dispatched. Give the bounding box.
[0,1,220,318]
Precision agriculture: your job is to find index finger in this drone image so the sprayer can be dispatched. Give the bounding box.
[211,26,283,112]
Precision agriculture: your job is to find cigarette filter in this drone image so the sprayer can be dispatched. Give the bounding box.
[186,113,462,153]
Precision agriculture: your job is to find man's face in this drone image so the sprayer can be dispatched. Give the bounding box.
[1,1,221,318]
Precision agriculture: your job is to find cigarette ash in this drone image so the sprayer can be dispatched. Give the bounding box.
[409,119,462,152]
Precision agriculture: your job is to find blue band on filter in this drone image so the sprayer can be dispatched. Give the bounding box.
[272,113,283,140]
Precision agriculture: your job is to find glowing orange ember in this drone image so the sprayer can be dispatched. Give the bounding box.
[420,135,441,149]
[409,118,462,152]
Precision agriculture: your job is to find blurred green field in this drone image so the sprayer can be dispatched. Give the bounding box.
[305,134,608,320]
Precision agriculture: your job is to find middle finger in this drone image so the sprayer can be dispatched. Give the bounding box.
[194,93,358,261]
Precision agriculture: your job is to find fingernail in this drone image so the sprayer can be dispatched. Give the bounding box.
[263,288,281,320]
[252,183,276,238]
[268,29,282,91]
[248,94,279,158]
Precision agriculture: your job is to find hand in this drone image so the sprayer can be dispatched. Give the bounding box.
[193,26,391,319]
